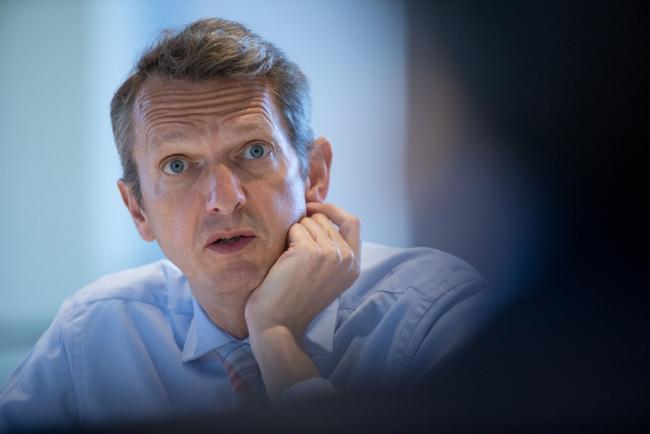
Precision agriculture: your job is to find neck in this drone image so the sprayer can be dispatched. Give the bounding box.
[192,288,250,340]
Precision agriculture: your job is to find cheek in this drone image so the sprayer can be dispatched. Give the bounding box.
[270,176,306,226]
[144,181,199,246]
[259,146,307,225]
[248,174,305,245]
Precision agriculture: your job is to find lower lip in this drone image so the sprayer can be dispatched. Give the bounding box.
[206,236,255,255]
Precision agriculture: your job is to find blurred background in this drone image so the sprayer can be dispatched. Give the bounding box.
[0,0,647,428]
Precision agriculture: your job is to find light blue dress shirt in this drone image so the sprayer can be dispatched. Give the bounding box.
[0,242,489,431]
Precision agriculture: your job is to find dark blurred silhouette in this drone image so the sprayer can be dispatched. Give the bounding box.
[405,0,649,431]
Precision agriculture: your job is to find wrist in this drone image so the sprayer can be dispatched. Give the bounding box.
[245,307,307,341]
[248,323,297,349]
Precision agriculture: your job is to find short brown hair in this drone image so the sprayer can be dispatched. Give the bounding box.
[110,18,314,206]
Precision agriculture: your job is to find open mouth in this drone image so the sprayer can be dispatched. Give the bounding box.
[215,235,244,244]
[207,233,255,253]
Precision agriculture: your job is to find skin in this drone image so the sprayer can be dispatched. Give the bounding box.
[118,75,361,399]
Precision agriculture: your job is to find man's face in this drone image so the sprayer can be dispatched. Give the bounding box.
[126,76,308,305]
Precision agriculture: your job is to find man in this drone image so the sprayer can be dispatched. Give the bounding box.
[0,18,489,431]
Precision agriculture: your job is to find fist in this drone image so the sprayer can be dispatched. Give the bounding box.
[245,202,361,338]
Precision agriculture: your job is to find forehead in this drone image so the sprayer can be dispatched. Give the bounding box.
[132,75,285,145]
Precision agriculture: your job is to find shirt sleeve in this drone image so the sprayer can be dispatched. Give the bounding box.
[0,316,79,432]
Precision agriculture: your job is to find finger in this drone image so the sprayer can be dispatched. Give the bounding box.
[311,213,355,261]
[286,221,314,248]
[300,216,335,246]
[311,213,346,245]
[306,202,361,254]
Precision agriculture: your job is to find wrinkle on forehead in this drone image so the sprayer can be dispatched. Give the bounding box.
[134,76,269,115]
[143,96,272,127]
[133,76,285,150]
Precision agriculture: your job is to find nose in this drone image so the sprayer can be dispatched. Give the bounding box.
[205,164,247,215]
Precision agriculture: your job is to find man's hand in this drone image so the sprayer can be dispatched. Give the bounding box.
[244,202,361,400]
[245,202,361,338]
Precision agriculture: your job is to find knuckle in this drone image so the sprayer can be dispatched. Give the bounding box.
[313,245,327,260]
[313,214,329,226]
[340,247,352,263]
[325,244,339,259]
[334,247,344,263]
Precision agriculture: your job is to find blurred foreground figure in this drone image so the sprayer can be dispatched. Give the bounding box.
[0,18,489,432]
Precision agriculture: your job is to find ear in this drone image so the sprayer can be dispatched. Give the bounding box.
[305,137,332,203]
[117,179,155,242]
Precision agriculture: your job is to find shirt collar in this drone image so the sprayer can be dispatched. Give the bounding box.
[181,296,339,363]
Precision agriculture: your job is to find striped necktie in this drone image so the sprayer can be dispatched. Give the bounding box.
[216,341,267,409]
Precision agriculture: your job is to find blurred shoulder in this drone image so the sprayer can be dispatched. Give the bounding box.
[58,260,191,317]
[342,241,488,308]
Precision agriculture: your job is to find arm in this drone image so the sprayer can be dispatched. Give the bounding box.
[247,326,321,401]
[245,202,361,401]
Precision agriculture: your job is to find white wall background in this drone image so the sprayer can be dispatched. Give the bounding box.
[0,0,407,383]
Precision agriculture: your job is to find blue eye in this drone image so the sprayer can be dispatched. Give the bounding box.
[162,158,187,175]
[243,143,268,160]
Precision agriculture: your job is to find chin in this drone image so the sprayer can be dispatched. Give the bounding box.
[210,262,267,295]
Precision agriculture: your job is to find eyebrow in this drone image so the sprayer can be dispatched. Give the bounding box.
[146,130,192,153]
[146,121,276,153]
[231,122,274,137]
[152,131,191,144]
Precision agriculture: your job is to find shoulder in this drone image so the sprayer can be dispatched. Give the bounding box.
[49,260,192,361]
[58,259,191,320]
[329,242,491,384]
[340,242,488,309]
